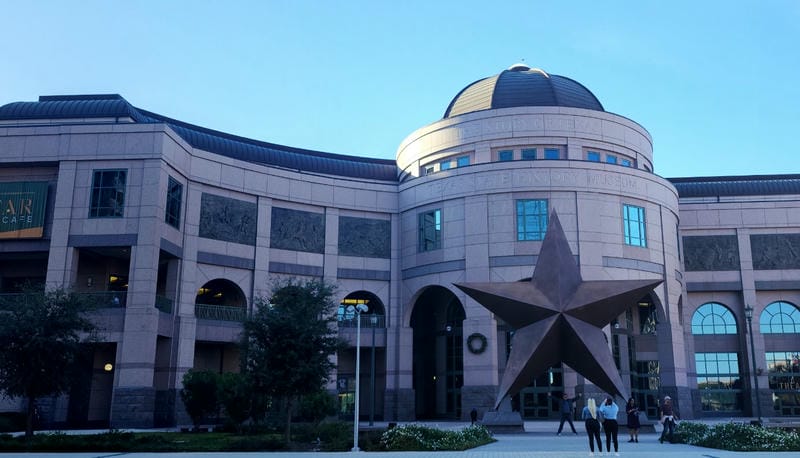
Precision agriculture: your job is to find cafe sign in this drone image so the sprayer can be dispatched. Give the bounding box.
[0,181,48,239]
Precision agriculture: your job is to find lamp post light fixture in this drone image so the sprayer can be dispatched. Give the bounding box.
[347,302,368,452]
[744,305,763,425]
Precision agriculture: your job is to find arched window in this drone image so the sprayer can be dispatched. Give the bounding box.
[760,301,800,334]
[691,302,737,335]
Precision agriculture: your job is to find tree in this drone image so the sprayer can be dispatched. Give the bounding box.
[241,278,343,444]
[0,285,96,438]
[217,372,252,433]
[180,370,219,430]
[298,389,337,426]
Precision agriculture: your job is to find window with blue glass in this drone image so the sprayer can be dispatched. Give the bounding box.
[516,199,548,241]
[521,148,537,160]
[623,204,646,247]
[691,302,738,334]
[606,154,618,164]
[760,301,800,334]
[440,161,451,170]
[695,352,742,412]
[89,169,127,218]
[419,209,442,252]
[544,148,560,159]
[587,151,600,162]
[621,158,632,167]
[456,156,470,167]
[165,176,183,228]
[766,351,800,416]
[498,150,514,161]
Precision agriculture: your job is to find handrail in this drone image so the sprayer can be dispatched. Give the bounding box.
[0,291,127,309]
[155,295,173,313]
[338,314,386,329]
[78,292,127,308]
[194,303,247,321]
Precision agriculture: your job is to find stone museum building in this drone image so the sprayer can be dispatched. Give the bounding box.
[0,64,798,428]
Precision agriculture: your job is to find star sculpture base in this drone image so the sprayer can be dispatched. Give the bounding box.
[481,410,525,433]
[455,211,662,409]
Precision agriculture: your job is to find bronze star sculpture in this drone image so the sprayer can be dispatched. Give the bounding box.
[455,211,662,409]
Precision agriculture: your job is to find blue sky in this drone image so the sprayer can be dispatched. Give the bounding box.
[1,1,798,178]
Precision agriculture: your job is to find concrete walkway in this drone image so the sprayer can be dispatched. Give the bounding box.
[2,421,799,457]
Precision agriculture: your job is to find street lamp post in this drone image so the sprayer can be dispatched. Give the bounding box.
[369,314,377,426]
[347,303,368,452]
[744,305,763,425]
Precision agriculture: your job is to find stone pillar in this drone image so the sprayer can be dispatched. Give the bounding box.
[384,326,415,420]
[45,161,78,287]
[109,162,165,428]
[159,182,207,427]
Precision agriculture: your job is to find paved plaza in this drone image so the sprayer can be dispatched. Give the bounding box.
[2,421,799,457]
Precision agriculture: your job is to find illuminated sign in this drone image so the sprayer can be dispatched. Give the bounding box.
[0,182,48,239]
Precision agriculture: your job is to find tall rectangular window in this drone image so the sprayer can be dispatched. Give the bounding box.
[521,148,537,160]
[544,148,560,159]
[418,209,441,252]
[498,150,514,161]
[695,352,742,412]
[89,169,127,218]
[165,176,183,228]
[623,204,646,247]
[516,199,548,241]
[587,151,600,162]
[456,156,470,167]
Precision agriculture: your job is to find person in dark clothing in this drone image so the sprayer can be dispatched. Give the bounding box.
[581,397,603,455]
[659,396,679,443]
[470,407,478,425]
[598,396,620,455]
[626,397,641,442]
[552,391,581,435]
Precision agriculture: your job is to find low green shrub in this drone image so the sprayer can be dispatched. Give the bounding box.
[674,421,800,451]
[0,423,495,453]
[314,421,352,451]
[381,424,494,451]
[223,435,286,451]
[0,413,25,433]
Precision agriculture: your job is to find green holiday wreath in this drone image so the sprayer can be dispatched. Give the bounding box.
[467,332,488,354]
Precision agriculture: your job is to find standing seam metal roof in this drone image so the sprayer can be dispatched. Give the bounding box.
[668,175,800,198]
[0,94,399,182]
[443,65,604,118]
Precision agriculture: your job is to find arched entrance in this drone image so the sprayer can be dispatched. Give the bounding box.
[194,278,247,321]
[192,279,247,381]
[626,292,662,419]
[410,286,465,419]
[336,291,386,421]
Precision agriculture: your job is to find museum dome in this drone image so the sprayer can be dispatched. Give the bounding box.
[443,64,604,118]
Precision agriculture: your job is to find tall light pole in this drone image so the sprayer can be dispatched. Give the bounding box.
[369,314,377,426]
[347,303,368,452]
[744,305,763,425]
